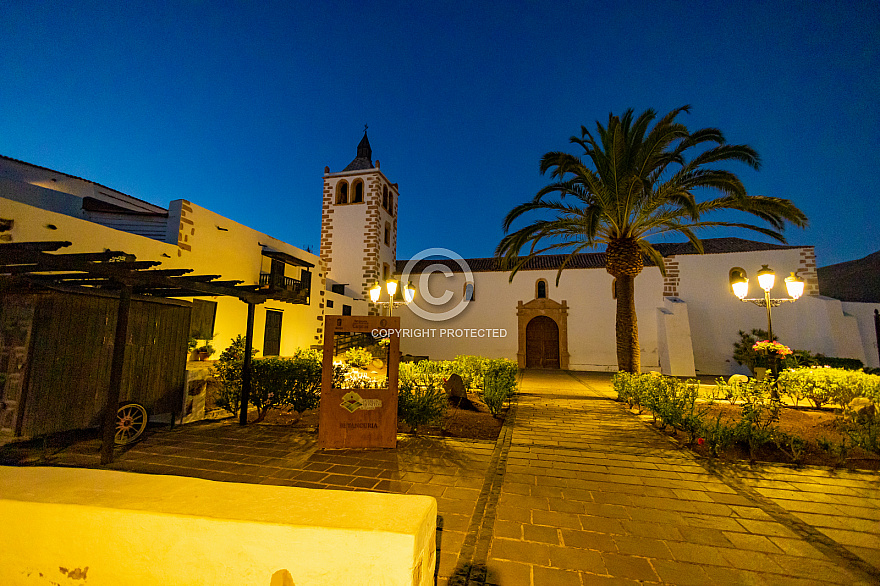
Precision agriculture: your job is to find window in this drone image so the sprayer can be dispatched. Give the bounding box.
[331,283,345,295]
[327,299,334,308]
[382,185,389,210]
[190,299,217,339]
[336,181,348,204]
[342,304,352,316]
[353,179,364,203]
[536,279,547,299]
[464,282,475,302]
[384,223,390,246]
[383,263,389,280]
[388,191,394,213]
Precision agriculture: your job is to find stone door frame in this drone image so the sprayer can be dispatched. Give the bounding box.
[517,298,569,370]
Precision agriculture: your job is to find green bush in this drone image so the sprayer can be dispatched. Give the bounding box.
[344,347,372,369]
[481,358,518,416]
[397,367,447,433]
[454,355,485,390]
[212,335,258,416]
[733,329,773,374]
[777,367,880,408]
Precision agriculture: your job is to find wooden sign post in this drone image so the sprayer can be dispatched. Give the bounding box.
[318,315,400,449]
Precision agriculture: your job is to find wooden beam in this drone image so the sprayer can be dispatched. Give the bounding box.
[101,283,132,465]
[0,241,71,253]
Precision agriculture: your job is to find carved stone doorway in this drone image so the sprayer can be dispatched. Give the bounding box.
[517,298,569,370]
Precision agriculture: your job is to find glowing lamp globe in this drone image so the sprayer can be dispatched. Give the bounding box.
[785,272,805,300]
[403,281,415,303]
[369,283,381,303]
[728,267,749,300]
[385,279,398,297]
[756,265,776,292]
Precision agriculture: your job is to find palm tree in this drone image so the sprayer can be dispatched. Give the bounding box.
[496,106,807,373]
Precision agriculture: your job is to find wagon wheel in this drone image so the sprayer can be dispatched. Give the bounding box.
[115,402,148,445]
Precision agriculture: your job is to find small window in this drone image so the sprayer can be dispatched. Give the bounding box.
[464,282,475,302]
[327,299,334,309]
[383,263,389,280]
[331,283,345,295]
[342,304,352,316]
[336,181,349,204]
[536,279,547,299]
[382,185,389,210]
[388,191,394,213]
[384,223,390,246]
[353,180,364,203]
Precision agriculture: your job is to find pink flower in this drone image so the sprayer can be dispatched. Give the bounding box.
[697,438,705,445]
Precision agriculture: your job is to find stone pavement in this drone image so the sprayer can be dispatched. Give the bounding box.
[3,370,879,585]
[482,370,880,586]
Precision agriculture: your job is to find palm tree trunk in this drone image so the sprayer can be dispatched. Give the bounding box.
[615,274,640,373]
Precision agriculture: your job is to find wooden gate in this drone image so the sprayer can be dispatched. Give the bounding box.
[525,315,560,369]
[0,290,190,438]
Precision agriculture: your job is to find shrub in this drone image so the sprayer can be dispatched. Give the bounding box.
[212,335,258,416]
[344,347,372,369]
[733,329,773,374]
[481,358,518,416]
[397,369,447,433]
[777,367,880,409]
[454,355,485,390]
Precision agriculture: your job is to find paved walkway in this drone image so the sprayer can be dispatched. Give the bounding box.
[482,370,880,586]
[3,370,879,585]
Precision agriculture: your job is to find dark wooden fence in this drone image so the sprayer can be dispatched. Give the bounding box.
[0,290,190,438]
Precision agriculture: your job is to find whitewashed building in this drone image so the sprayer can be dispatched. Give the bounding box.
[318,137,880,376]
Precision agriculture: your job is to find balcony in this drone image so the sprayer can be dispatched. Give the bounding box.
[260,248,313,304]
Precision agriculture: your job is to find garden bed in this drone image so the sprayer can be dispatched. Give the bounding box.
[615,369,880,472]
[635,402,880,470]
[250,392,505,441]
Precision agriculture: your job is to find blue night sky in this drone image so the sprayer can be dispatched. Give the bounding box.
[2,1,878,266]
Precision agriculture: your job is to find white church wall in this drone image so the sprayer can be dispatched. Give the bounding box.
[395,265,664,371]
[672,247,869,375]
[841,302,880,368]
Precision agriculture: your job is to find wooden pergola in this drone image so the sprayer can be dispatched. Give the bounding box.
[1,241,274,463]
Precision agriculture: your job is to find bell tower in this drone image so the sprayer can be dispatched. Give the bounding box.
[320,129,399,315]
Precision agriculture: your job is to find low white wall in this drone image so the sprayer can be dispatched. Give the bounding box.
[841,301,880,368]
[0,466,437,586]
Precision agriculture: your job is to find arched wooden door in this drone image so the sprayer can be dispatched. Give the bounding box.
[525,315,560,369]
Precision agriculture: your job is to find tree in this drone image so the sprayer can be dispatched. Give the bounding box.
[496,106,807,373]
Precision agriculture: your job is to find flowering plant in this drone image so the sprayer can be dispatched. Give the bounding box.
[752,340,793,356]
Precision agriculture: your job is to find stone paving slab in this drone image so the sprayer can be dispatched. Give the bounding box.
[4,369,880,585]
[482,370,880,586]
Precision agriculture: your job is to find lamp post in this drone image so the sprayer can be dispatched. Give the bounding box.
[369,279,415,316]
[729,265,804,381]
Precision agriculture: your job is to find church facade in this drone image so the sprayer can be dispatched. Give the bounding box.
[321,136,880,375]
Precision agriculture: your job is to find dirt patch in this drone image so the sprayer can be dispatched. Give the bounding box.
[636,402,880,471]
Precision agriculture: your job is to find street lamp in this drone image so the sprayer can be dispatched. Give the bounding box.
[729,265,804,341]
[729,265,804,380]
[369,279,415,316]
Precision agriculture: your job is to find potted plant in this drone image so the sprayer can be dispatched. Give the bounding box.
[187,337,198,360]
[195,341,215,361]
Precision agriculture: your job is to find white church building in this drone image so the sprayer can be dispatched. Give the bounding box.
[321,135,880,376]
[2,134,878,377]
